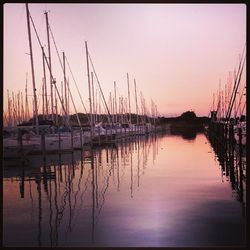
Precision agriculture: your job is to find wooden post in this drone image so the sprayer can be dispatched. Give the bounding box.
[221,123,224,146]
[229,124,234,152]
[115,124,117,141]
[71,129,74,151]
[238,127,242,153]
[18,129,24,159]
[238,131,244,204]
[41,132,46,157]
[58,131,61,155]
[224,123,228,152]
[98,126,101,145]
[80,129,83,149]
[105,126,108,144]
[20,164,25,198]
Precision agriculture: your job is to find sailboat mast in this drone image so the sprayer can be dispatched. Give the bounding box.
[20,91,24,123]
[219,79,221,121]
[127,73,131,124]
[25,3,39,134]
[12,92,16,126]
[42,79,45,119]
[55,94,58,125]
[134,78,139,125]
[7,89,11,127]
[114,81,117,124]
[61,81,64,119]
[91,72,95,125]
[17,91,20,124]
[42,46,49,118]
[63,51,68,125]
[85,41,93,139]
[140,91,144,124]
[25,72,29,121]
[95,88,98,123]
[45,11,54,122]
[67,77,70,118]
[109,91,113,123]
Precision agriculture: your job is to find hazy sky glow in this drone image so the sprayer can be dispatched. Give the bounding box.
[3,3,246,117]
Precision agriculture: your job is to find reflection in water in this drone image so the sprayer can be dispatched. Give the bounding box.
[206,132,246,217]
[170,128,198,140]
[3,133,246,247]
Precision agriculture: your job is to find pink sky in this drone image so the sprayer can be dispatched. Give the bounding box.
[3,3,246,117]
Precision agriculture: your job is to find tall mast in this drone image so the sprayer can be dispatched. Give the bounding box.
[134,78,139,125]
[21,91,24,122]
[45,11,54,122]
[98,91,101,122]
[140,91,144,124]
[25,3,39,134]
[67,77,70,118]
[25,72,30,121]
[127,73,131,124]
[20,91,24,123]
[55,94,58,125]
[212,93,215,111]
[17,91,20,124]
[219,79,221,121]
[91,72,95,125]
[109,91,113,123]
[120,97,123,123]
[224,83,227,117]
[12,92,16,126]
[42,47,49,118]
[114,81,117,124]
[63,51,68,125]
[95,88,98,123]
[7,89,11,127]
[85,41,93,139]
[42,81,45,119]
[61,81,64,118]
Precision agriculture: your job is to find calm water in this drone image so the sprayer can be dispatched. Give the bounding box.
[3,132,246,247]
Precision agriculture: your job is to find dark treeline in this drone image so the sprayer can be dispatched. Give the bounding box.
[158,111,210,125]
[26,111,210,127]
[31,113,157,126]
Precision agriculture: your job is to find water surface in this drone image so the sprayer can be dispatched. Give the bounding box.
[3,133,246,247]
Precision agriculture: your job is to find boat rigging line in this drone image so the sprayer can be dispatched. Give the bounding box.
[65,56,91,124]
[28,8,71,129]
[87,47,114,126]
[225,43,246,121]
[48,23,90,128]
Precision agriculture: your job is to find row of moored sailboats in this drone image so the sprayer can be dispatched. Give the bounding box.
[3,4,161,159]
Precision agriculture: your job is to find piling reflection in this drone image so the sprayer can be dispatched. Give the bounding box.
[3,133,245,247]
[3,134,159,246]
[206,132,246,215]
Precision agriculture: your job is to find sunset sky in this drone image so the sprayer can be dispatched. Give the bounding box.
[3,3,246,118]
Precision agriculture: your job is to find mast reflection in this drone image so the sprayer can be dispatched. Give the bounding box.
[3,134,165,246]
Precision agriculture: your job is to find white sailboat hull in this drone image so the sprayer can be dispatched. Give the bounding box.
[3,131,85,157]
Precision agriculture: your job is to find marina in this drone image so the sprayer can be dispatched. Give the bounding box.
[3,3,246,248]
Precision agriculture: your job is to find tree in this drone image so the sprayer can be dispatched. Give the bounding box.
[180,111,197,121]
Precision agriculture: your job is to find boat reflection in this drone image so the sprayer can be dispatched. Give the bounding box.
[3,134,158,246]
[3,133,245,247]
[206,133,246,216]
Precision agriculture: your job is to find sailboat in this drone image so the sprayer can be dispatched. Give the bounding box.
[3,4,86,158]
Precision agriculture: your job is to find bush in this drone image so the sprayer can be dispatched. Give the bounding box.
[180,111,197,120]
